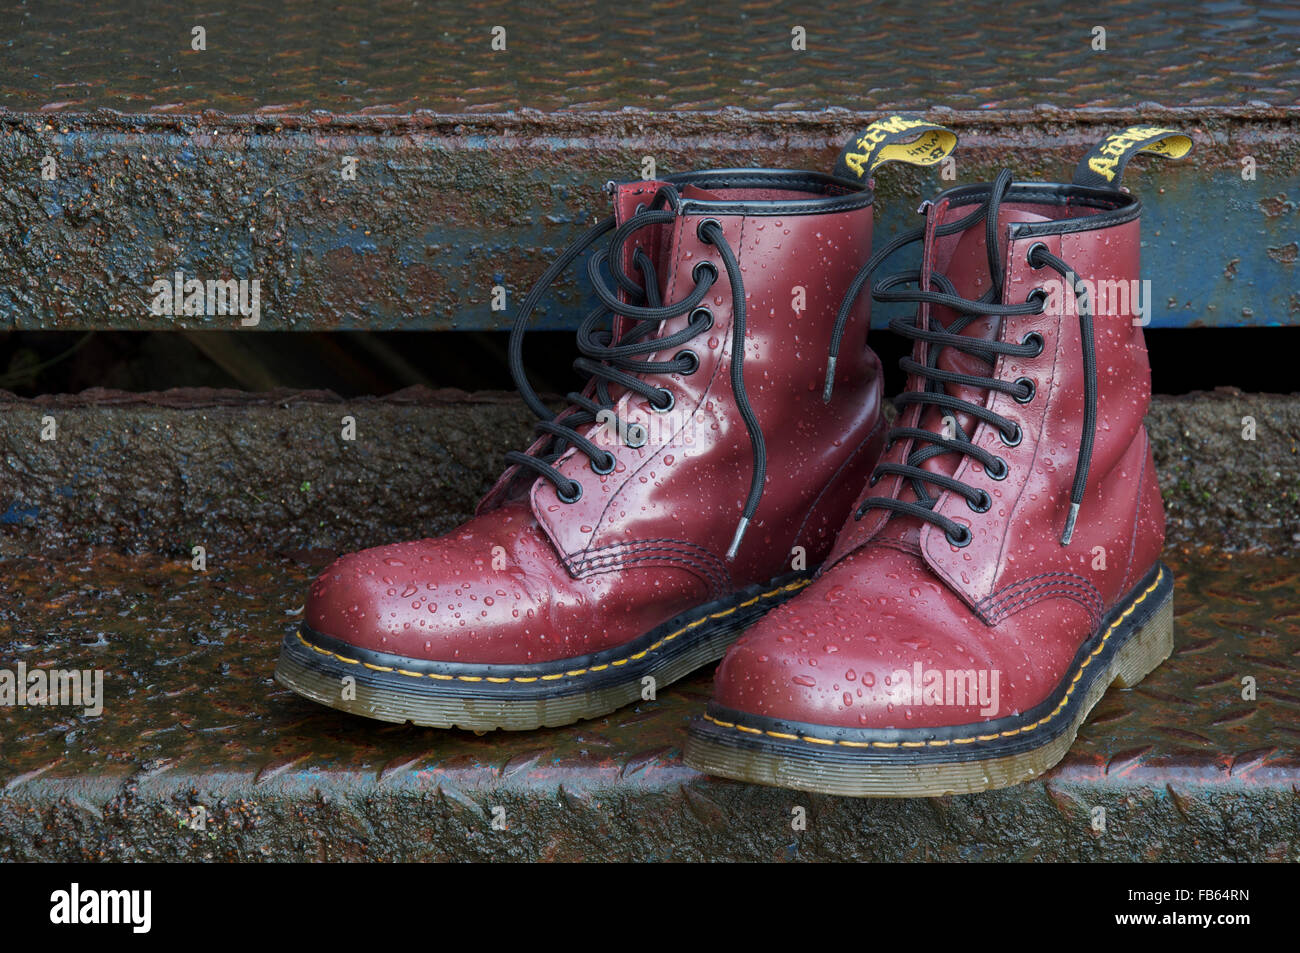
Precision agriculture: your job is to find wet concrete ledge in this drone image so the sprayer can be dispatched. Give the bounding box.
[0,386,1297,559]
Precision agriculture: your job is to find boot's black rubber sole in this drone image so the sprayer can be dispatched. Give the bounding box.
[684,562,1174,797]
[275,570,813,731]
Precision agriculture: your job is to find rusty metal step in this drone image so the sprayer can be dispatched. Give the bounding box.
[0,545,1296,862]
[0,3,1296,333]
[0,388,1295,860]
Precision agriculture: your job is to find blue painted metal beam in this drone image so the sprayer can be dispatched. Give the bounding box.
[0,111,1295,332]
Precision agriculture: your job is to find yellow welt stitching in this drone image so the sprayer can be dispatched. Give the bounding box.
[704,569,1165,750]
[295,576,811,686]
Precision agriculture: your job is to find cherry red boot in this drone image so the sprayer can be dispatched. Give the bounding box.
[276,119,958,729]
[686,127,1192,795]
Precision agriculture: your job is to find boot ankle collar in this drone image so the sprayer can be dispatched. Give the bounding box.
[929,181,1142,238]
[664,169,874,216]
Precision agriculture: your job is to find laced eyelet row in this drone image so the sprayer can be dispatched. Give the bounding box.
[851,173,1098,549]
[504,193,770,522]
[960,322,1037,537]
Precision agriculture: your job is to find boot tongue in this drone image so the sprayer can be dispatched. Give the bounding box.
[885,204,1052,541]
[607,180,678,339]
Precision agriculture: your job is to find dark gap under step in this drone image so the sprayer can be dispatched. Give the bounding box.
[0,328,1296,399]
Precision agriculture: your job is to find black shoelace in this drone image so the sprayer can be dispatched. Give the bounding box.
[505,184,766,560]
[826,170,1098,546]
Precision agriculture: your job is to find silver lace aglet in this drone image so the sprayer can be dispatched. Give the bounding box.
[822,357,837,404]
[726,517,751,561]
[1060,502,1080,546]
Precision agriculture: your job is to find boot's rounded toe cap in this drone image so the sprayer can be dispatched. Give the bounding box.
[303,505,572,665]
[301,502,703,666]
[711,547,1082,731]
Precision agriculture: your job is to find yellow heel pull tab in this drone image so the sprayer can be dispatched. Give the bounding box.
[1071,126,1193,190]
[833,115,958,185]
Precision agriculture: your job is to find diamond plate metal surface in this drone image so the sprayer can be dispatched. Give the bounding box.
[0,546,1296,861]
[2,0,1298,113]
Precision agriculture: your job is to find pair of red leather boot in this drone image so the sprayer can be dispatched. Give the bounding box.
[276,120,1191,797]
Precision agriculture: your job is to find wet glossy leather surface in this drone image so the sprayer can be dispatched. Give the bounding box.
[306,173,885,664]
[713,188,1166,729]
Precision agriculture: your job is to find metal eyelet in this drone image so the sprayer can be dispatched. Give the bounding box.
[967,490,992,513]
[946,525,973,548]
[690,306,714,331]
[651,390,675,413]
[868,471,881,488]
[1026,242,1049,268]
[675,349,699,375]
[1000,423,1022,447]
[1026,288,1047,312]
[1021,332,1044,357]
[589,452,616,475]
[986,457,1009,481]
[696,217,723,243]
[634,202,647,214]
[625,423,648,449]
[692,260,718,285]
[1013,377,1036,404]
[557,481,583,503]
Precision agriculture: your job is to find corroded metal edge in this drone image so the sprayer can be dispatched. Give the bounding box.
[1,107,1296,332]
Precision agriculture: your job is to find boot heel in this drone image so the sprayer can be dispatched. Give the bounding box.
[1112,587,1174,689]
